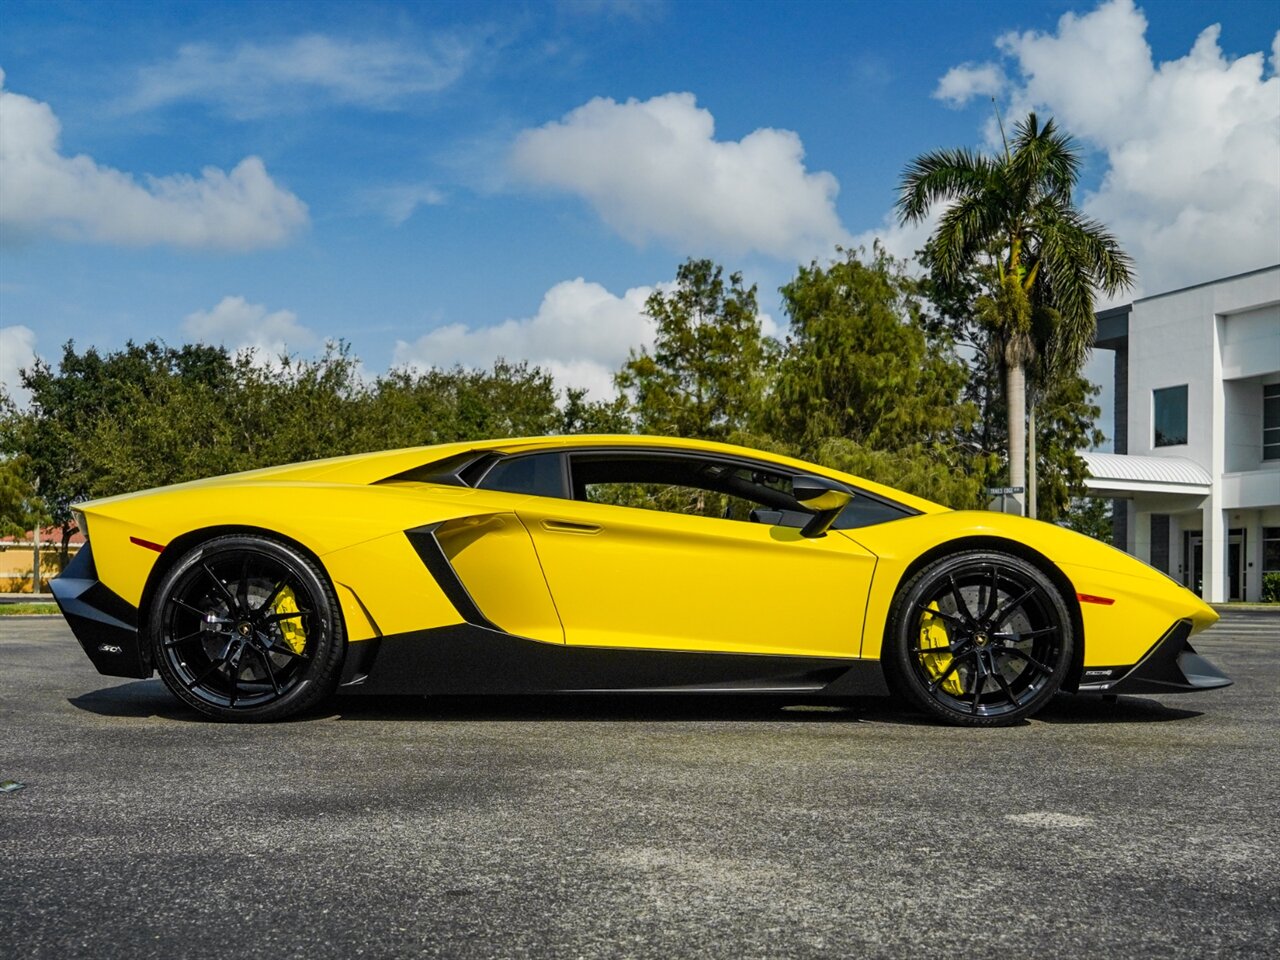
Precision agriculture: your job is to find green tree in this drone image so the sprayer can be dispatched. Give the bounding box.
[762,246,991,508]
[0,340,238,553]
[560,387,632,435]
[615,259,771,441]
[360,359,562,449]
[768,245,975,454]
[898,112,1133,516]
[0,454,48,539]
[1061,495,1112,543]
[922,260,1107,519]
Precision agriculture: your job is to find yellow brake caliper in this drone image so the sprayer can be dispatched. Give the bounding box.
[274,586,307,654]
[918,602,964,695]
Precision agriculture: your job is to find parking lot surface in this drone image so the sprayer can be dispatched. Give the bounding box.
[2,615,1277,959]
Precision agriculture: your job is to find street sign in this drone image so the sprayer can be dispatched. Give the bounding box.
[986,486,1025,495]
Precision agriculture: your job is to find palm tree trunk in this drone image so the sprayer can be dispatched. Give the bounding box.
[1028,398,1037,519]
[1007,362,1026,515]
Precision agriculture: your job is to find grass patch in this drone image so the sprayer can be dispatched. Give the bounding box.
[0,603,60,615]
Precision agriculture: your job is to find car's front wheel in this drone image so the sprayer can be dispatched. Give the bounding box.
[885,550,1073,726]
[148,535,345,722]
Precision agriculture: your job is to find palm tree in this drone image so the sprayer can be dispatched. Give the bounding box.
[897,112,1134,517]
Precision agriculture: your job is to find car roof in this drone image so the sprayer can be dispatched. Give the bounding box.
[311,435,949,515]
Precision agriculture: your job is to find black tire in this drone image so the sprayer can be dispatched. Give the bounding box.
[884,550,1073,727]
[148,535,345,722]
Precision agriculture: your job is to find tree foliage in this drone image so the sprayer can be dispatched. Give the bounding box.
[608,248,994,509]
[0,341,564,548]
[615,259,771,441]
[768,246,975,455]
[898,112,1133,514]
[922,256,1106,522]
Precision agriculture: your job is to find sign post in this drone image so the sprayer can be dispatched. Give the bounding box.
[986,486,1026,516]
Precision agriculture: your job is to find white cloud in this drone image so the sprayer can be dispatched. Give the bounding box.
[0,325,38,408]
[395,275,780,399]
[510,92,851,262]
[848,209,940,269]
[934,62,1006,106]
[122,34,473,118]
[394,278,657,399]
[0,68,308,250]
[945,0,1280,294]
[362,182,447,225]
[183,296,317,358]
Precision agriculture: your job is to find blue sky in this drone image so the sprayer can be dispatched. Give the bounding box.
[2,0,1278,434]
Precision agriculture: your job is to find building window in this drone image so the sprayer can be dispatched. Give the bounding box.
[1265,528,1280,575]
[1265,384,1280,461]
[1266,528,1280,602]
[1153,385,1188,447]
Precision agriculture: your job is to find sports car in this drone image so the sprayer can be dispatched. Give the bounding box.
[51,434,1231,725]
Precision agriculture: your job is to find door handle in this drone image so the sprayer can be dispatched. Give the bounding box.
[541,519,602,535]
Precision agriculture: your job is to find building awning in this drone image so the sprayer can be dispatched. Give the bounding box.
[1078,451,1212,497]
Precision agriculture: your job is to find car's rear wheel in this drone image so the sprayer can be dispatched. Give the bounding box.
[886,550,1073,727]
[148,535,344,722]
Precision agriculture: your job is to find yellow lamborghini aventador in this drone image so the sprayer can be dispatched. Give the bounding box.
[51,434,1230,725]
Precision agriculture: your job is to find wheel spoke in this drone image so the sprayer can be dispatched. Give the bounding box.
[262,637,309,661]
[947,574,975,623]
[251,646,281,696]
[185,656,228,690]
[927,649,970,693]
[236,555,250,612]
[1001,647,1054,676]
[202,563,237,607]
[970,659,986,714]
[226,649,241,707]
[164,629,207,648]
[918,603,965,627]
[993,626,1058,642]
[979,566,1000,621]
[260,609,310,626]
[989,586,1037,629]
[912,644,954,656]
[991,666,1021,708]
[170,596,218,619]
[255,578,289,614]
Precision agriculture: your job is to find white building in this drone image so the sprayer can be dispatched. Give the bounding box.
[1081,265,1280,603]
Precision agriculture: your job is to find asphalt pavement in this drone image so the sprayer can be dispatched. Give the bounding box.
[1,614,1277,959]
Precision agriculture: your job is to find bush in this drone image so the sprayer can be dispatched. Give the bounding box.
[1262,571,1280,603]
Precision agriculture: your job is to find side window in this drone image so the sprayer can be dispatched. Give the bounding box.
[569,452,913,529]
[583,480,761,520]
[832,496,911,529]
[476,453,566,498]
[570,455,798,523]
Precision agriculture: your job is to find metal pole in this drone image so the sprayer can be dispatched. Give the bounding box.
[32,516,41,595]
[31,476,41,596]
[1028,399,1038,520]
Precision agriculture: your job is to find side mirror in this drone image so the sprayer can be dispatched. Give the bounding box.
[792,475,854,538]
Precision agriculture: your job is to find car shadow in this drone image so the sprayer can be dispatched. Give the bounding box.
[68,679,205,722]
[69,681,909,725]
[67,683,1202,727]
[1035,694,1203,724]
[327,693,885,724]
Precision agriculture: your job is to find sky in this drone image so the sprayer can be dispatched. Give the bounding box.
[2,0,1278,445]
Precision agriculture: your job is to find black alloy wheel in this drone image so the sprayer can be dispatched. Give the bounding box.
[886,550,1073,726]
[149,535,345,721]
